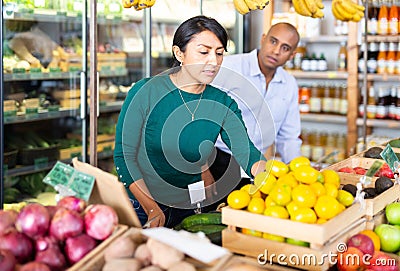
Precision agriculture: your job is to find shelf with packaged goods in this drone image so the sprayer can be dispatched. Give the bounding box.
[358,73,400,82]
[288,70,349,79]
[3,69,128,82]
[301,35,348,43]
[356,118,400,129]
[365,35,400,43]
[301,113,347,124]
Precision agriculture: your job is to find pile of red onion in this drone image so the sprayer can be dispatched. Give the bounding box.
[0,196,119,270]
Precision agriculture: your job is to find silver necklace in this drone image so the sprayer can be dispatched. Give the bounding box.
[177,88,203,121]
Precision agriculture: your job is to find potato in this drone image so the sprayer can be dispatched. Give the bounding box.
[146,238,184,269]
[102,258,143,271]
[134,243,152,266]
[103,236,137,262]
[166,261,196,271]
[140,266,163,271]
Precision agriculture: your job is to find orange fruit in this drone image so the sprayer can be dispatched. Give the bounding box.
[291,184,317,208]
[265,160,289,178]
[359,229,381,251]
[247,197,265,214]
[227,190,251,209]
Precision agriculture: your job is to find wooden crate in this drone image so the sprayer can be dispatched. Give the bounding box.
[78,227,232,271]
[222,203,365,247]
[351,146,400,159]
[222,219,366,271]
[67,224,128,271]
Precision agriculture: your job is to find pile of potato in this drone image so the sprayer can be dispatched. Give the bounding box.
[102,230,197,271]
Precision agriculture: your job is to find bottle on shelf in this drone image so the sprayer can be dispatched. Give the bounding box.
[310,53,318,72]
[294,41,307,71]
[300,130,312,160]
[367,86,377,119]
[358,43,366,73]
[336,133,347,161]
[396,41,400,74]
[325,132,337,164]
[301,54,311,72]
[367,42,379,74]
[388,0,399,34]
[377,41,387,74]
[309,83,322,113]
[368,0,379,35]
[388,86,397,119]
[396,86,400,120]
[339,84,348,115]
[337,41,347,72]
[299,86,311,113]
[375,87,389,119]
[332,84,341,114]
[318,53,328,71]
[311,131,325,162]
[378,0,389,35]
[322,84,334,113]
[386,42,397,74]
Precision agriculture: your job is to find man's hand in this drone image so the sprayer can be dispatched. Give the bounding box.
[251,160,266,177]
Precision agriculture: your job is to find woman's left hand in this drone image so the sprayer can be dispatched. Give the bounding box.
[251,160,266,177]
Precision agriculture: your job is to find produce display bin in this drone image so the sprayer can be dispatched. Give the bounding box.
[4,149,18,168]
[18,144,60,165]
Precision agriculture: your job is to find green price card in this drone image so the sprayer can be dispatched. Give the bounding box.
[380,144,400,173]
[44,161,75,187]
[69,171,95,201]
[34,157,49,170]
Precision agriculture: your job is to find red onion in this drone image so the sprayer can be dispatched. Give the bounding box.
[15,203,50,239]
[57,196,87,214]
[19,261,51,271]
[0,210,18,235]
[45,206,60,220]
[34,236,66,271]
[84,204,118,240]
[64,233,97,265]
[0,249,16,271]
[49,208,84,241]
[0,229,33,263]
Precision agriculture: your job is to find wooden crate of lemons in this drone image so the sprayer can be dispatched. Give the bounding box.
[221,157,367,270]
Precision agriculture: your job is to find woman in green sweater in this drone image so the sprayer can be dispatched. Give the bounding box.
[114,15,266,228]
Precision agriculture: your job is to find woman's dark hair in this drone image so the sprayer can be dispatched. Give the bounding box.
[171,15,228,68]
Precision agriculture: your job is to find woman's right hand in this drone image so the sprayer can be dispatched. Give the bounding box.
[146,206,165,228]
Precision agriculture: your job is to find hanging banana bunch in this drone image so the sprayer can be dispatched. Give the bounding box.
[292,0,324,18]
[332,0,365,22]
[233,0,270,15]
[123,0,156,10]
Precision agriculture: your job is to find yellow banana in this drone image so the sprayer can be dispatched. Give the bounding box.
[352,12,362,22]
[348,0,365,11]
[315,0,324,9]
[333,0,353,20]
[244,0,259,10]
[292,0,312,16]
[311,8,324,18]
[304,0,318,14]
[257,0,270,10]
[234,0,250,14]
[134,0,155,10]
[337,0,359,15]
[332,1,348,21]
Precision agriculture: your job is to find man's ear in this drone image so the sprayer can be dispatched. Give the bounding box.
[172,45,183,62]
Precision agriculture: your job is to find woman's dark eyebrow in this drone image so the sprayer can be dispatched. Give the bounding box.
[198,44,225,50]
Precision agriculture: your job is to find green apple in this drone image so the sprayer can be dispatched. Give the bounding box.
[386,202,400,225]
[374,224,400,253]
[285,237,310,247]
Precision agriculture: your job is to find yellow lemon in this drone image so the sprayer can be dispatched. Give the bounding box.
[262,233,285,242]
[263,205,289,219]
[277,172,299,188]
[286,201,301,216]
[265,159,289,178]
[324,183,339,198]
[242,228,263,237]
[291,184,317,208]
[247,197,265,214]
[264,195,277,208]
[227,190,251,209]
[289,156,311,172]
[317,218,327,224]
[293,165,319,184]
[321,169,341,189]
[290,207,317,223]
[269,183,292,206]
[253,172,277,195]
[336,189,355,207]
[310,182,326,197]
[314,195,341,220]
[240,184,262,198]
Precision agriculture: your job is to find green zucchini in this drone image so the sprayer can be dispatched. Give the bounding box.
[181,213,222,229]
[186,224,226,235]
[206,231,222,246]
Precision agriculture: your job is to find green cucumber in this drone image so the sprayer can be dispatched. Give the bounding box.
[181,213,222,229]
[206,231,222,246]
[186,224,226,235]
